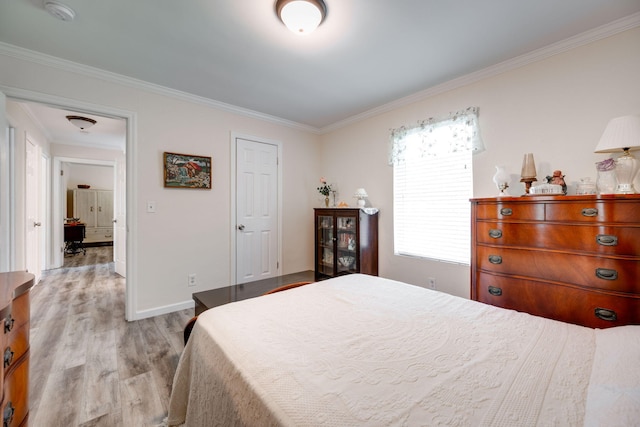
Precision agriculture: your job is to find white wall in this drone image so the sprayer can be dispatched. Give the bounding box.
[319,27,640,298]
[66,164,114,191]
[1,53,320,318]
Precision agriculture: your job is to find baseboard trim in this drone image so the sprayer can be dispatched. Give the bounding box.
[133,299,195,321]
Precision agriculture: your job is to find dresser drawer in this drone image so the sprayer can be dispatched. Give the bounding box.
[84,227,113,243]
[476,222,640,256]
[2,355,29,427]
[475,203,544,220]
[476,246,640,294]
[4,293,29,334]
[545,201,640,223]
[475,273,640,328]
[3,327,28,375]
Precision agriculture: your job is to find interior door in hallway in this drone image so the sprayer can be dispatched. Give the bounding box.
[0,91,12,272]
[114,156,126,277]
[235,138,279,284]
[26,135,42,283]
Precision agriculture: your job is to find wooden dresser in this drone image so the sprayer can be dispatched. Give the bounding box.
[471,195,640,328]
[0,272,34,427]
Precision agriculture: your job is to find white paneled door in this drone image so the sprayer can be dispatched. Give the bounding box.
[236,138,279,284]
[25,135,42,283]
[0,91,11,272]
[114,156,126,277]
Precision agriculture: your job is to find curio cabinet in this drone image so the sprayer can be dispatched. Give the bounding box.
[314,208,379,281]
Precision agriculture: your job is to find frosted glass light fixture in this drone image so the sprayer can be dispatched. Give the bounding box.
[594,114,640,194]
[275,0,326,35]
[66,115,96,130]
[353,188,368,208]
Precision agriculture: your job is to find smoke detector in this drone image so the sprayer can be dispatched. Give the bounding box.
[44,1,76,22]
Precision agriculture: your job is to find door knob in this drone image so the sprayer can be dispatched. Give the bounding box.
[33,222,42,227]
[112,219,117,223]
[237,224,245,231]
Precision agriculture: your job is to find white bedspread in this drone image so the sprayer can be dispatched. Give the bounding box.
[168,274,639,426]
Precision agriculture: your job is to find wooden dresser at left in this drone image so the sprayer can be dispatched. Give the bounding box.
[0,272,34,427]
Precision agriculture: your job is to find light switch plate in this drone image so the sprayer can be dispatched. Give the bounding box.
[147,201,156,213]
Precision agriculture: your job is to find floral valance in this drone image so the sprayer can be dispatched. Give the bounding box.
[389,107,485,165]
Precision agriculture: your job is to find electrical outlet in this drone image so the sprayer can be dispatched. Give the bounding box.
[188,273,197,287]
[428,277,436,290]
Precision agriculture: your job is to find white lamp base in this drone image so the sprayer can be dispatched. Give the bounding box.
[615,151,639,194]
[357,199,365,208]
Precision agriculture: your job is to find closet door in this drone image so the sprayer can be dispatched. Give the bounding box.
[74,190,96,227]
[96,190,113,227]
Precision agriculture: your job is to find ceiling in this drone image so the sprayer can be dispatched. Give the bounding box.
[2,0,640,145]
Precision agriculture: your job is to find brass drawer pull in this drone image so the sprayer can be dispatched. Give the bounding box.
[488,229,502,239]
[594,307,617,322]
[500,208,512,216]
[488,255,502,264]
[596,234,618,246]
[3,402,14,427]
[488,286,502,296]
[3,315,14,334]
[595,268,618,281]
[3,347,13,368]
[581,208,598,217]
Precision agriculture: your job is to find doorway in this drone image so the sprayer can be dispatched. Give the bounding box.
[231,134,282,285]
[1,89,136,320]
[58,159,116,269]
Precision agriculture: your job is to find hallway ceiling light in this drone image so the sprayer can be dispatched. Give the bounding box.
[66,115,97,130]
[275,0,326,35]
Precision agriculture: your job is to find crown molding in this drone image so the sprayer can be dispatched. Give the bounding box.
[321,12,640,134]
[2,11,638,136]
[0,42,321,134]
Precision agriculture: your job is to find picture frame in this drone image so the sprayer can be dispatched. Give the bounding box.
[163,152,212,189]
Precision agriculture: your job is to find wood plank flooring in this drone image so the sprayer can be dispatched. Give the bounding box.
[30,246,193,426]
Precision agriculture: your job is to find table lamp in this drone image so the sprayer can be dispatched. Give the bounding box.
[519,153,537,194]
[354,188,368,208]
[594,114,640,194]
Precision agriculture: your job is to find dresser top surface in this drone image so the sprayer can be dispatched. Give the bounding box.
[471,194,640,203]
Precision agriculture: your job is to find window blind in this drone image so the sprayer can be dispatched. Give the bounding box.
[392,112,479,265]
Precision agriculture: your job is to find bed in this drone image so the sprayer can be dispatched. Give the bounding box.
[167,274,640,426]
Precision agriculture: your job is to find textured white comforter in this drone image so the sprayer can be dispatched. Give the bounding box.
[168,274,640,426]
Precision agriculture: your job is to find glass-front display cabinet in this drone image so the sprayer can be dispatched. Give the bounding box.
[314,208,379,281]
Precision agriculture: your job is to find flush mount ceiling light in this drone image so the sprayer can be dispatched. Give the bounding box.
[44,1,76,22]
[66,115,97,130]
[275,0,326,35]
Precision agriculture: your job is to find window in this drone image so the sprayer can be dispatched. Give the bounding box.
[390,107,484,265]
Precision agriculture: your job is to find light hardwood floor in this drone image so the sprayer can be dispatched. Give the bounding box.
[30,246,193,426]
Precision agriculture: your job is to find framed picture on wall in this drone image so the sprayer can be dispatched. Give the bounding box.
[163,152,212,189]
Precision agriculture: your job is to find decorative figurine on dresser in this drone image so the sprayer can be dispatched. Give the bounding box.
[470,194,640,329]
[314,208,379,281]
[0,272,34,427]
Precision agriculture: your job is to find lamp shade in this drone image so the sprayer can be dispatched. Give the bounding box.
[276,0,326,34]
[595,115,640,153]
[353,188,368,198]
[520,153,537,179]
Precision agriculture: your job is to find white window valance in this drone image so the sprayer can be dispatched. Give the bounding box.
[389,106,485,165]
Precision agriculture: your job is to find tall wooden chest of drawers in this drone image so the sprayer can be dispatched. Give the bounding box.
[0,272,34,427]
[471,195,640,328]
